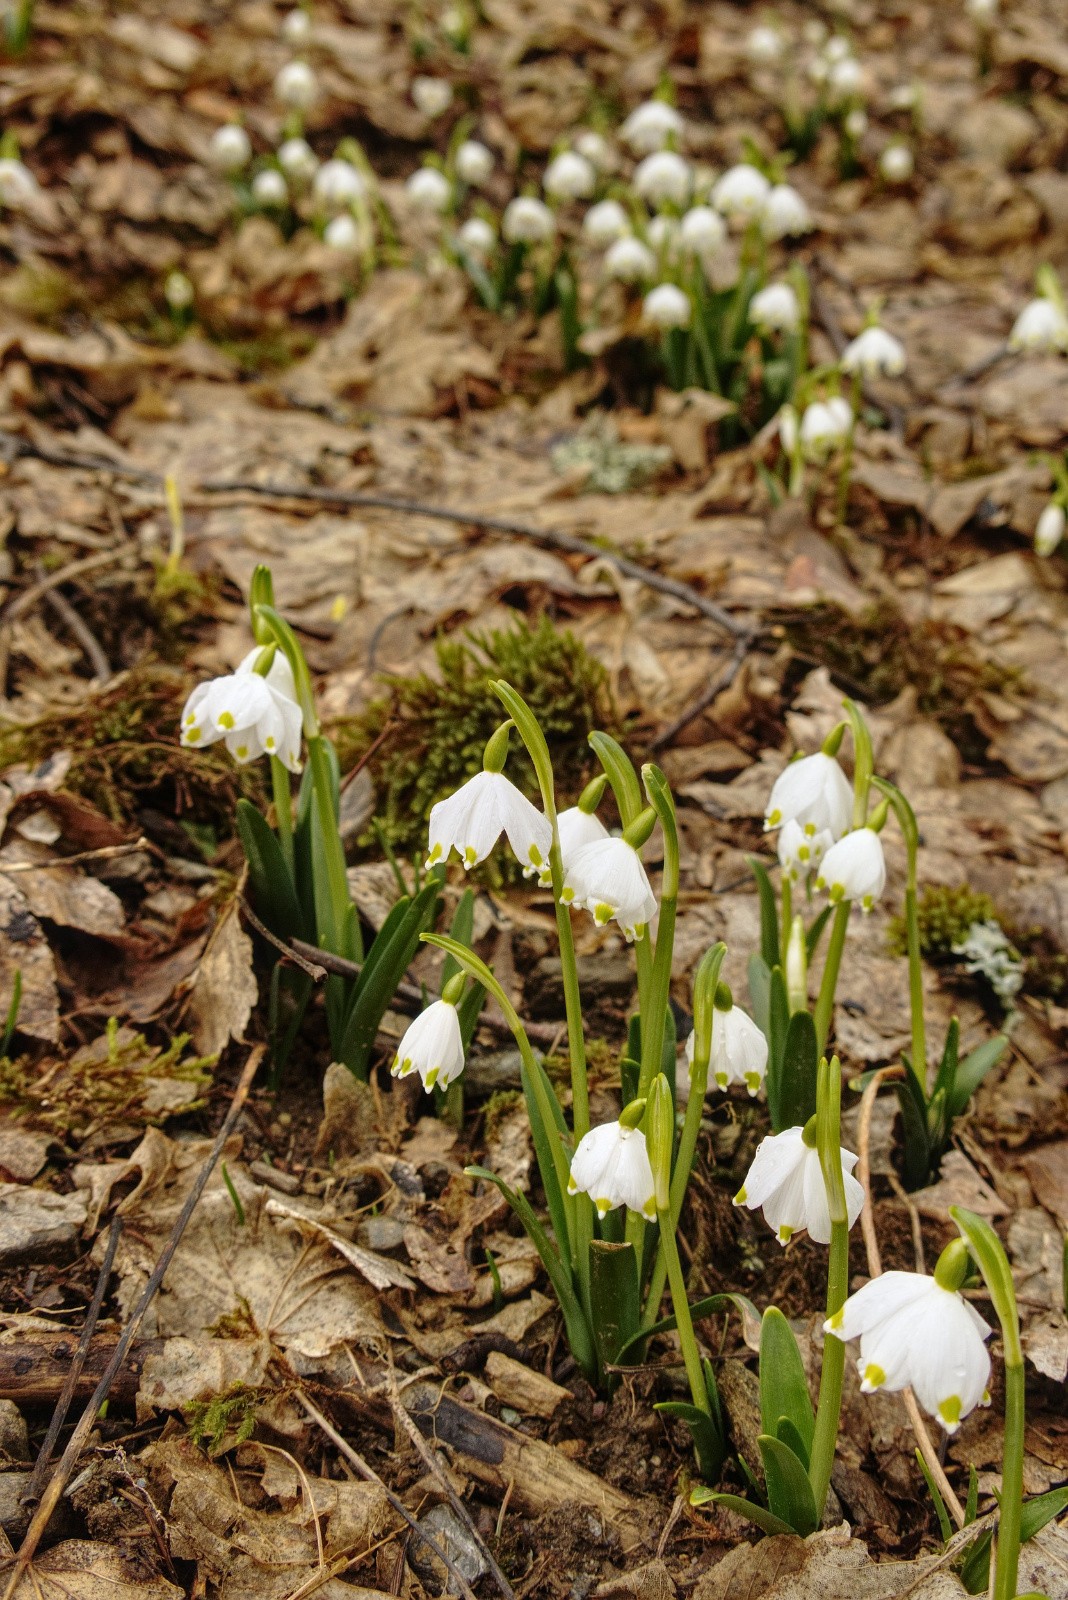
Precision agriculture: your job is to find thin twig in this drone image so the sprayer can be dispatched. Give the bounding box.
[0,839,149,874]
[1,1045,264,1600]
[649,632,755,752]
[294,1390,481,1600]
[856,1067,965,1529]
[3,547,133,623]
[41,584,111,680]
[21,1217,122,1508]
[375,1353,517,1600]
[240,902,328,981]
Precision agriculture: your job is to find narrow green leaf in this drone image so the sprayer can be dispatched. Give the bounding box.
[236,801,306,940]
[947,1036,1007,1120]
[521,1055,573,1263]
[759,1308,815,1456]
[915,1448,953,1544]
[965,1463,979,1527]
[765,966,790,1131]
[589,1240,640,1369]
[748,952,771,1037]
[896,1078,934,1191]
[778,1010,819,1130]
[335,881,441,1073]
[775,1417,811,1471]
[805,903,834,960]
[689,1490,795,1537]
[747,856,780,971]
[655,1400,727,1479]
[758,1433,819,1536]
[617,1291,761,1363]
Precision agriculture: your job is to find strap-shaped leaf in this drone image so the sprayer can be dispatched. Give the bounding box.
[616,1291,761,1363]
[805,903,834,960]
[520,1055,574,1262]
[236,801,306,941]
[947,1036,1007,1120]
[895,1076,934,1191]
[335,880,441,1075]
[959,1487,1068,1595]
[690,1489,795,1537]
[655,1400,727,1479]
[778,1010,819,1131]
[765,966,790,1132]
[759,1308,814,1457]
[748,952,772,1038]
[465,1165,595,1378]
[747,856,780,971]
[589,1240,639,1369]
[758,1433,819,1535]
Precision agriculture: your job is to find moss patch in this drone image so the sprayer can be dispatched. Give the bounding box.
[888,884,997,960]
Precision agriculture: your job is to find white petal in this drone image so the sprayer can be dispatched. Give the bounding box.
[391,1000,465,1089]
[825,1270,932,1341]
[557,807,609,867]
[801,1146,834,1244]
[737,1127,805,1209]
[907,1288,991,1432]
[569,1121,620,1197]
[614,1129,657,1219]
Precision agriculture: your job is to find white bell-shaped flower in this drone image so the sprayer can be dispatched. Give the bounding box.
[406,165,452,213]
[1035,502,1066,557]
[209,124,251,174]
[760,183,812,241]
[746,25,782,65]
[412,75,454,117]
[391,999,465,1090]
[314,159,366,210]
[282,8,312,44]
[575,129,613,171]
[799,397,852,458]
[604,235,656,283]
[426,770,552,878]
[544,150,596,201]
[816,826,886,911]
[164,272,194,312]
[686,1007,768,1095]
[765,750,853,839]
[181,649,303,771]
[842,325,907,378]
[274,60,318,110]
[278,138,319,183]
[0,159,39,208]
[568,1121,656,1219]
[644,283,691,330]
[633,150,692,208]
[879,144,914,184]
[844,108,868,141]
[252,169,289,206]
[583,198,630,246]
[556,806,609,867]
[679,205,727,256]
[825,1271,992,1433]
[502,195,555,244]
[777,816,833,882]
[457,216,496,260]
[712,164,771,221]
[1008,297,1068,354]
[562,836,657,940]
[966,0,998,20]
[750,282,800,335]
[778,404,799,455]
[455,139,494,187]
[621,100,684,155]
[324,213,360,251]
[735,1126,864,1245]
[827,56,863,104]
[647,214,679,253]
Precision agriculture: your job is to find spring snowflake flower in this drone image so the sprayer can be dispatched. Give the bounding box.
[750,282,800,335]
[164,271,194,311]
[252,168,288,206]
[621,100,684,155]
[827,56,863,104]
[568,1121,656,1219]
[746,25,783,65]
[1008,297,1068,354]
[181,649,303,771]
[455,139,494,187]
[208,124,251,174]
[845,107,868,141]
[735,1126,864,1246]
[0,159,39,208]
[457,215,496,260]
[679,205,727,256]
[825,1271,992,1433]
[816,826,887,911]
[427,770,552,878]
[274,60,318,110]
[800,397,852,458]
[502,195,555,244]
[842,325,907,378]
[712,163,771,221]
[282,8,312,44]
[412,75,454,117]
[314,159,366,210]
[778,404,799,454]
[575,129,613,171]
[406,165,452,213]
[278,138,319,183]
[966,0,997,20]
[760,183,812,241]
[1035,502,1066,556]
[879,144,914,184]
[633,150,692,208]
[778,817,833,882]
[562,835,658,940]
[686,1007,768,1095]
[604,235,656,283]
[324,213,360,250]
[544,150,596,201]
[644,283,691,330]
[556,805,609,868]
[391,998,465,1090]
[583,198,630,246]
[765,751,853,838]
[647,214,679,253]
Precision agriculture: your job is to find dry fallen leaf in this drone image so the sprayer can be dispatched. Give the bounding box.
[187,898,257,1055]
[6,1541,183,1599]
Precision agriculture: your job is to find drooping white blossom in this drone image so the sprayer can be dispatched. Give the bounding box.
[274,60,318,110]
[777,817,833,882]
[1035,502,1066,557]
[1008,297,1068,354]
[760,183,812,241]
[842,325,907,378]
[502,195,556,244]
[406,165,452,213]
[556,806,609,868]
[765,750,853,839]
[324,213,361,250]
[583,199,630,247]
[633,150,692,208]
[164,271,194,311]
[643,282,691,330]
[180,649,303,771]
[252,168,289,206]
[568,1121,656,1219]
[313,159,366,211]
[746,25,783,66]
[734,1126,864,1245]
[426,770,552,878]
[750,282,800,335]
[281,8,312,44]
[208,124,252,174]
[816,826,887,912]
[879,144,914,184]
[825,1271,992,1432]
[686,1007,769,1095]
[574,129,613,171]
[391,999,465,1090]
[712,164,771,221]
[277,138,319,183]
[679,205,727,256]
[562,835,658,940]
[412,75,454,118]
[621,100,685,155]
[544,150,596,201]
[455,139,494,187]
[604,235,656,283]
[457,215,496,260]
[799,397,852,458]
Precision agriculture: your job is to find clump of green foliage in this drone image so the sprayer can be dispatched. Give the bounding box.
[551,416,671,493]
[888,884,997,960]
[186,1384,259,1455]
[0,1017,214,1144]
[333,614,613,863]
[0,665,265,839]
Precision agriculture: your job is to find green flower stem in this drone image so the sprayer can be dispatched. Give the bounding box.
[270,755,295,878]
[638,765,679,1099]
[658,1202,710,1417]
[307,735,354,956]
[494,682,589,1140]
[590,731,650,1016]
[874,777,925,1087]
[813,901,850,1057]
[950,1206,1025,1600]
[808,1054,849,1515]
[843,697,874,828]
[780,875,793,969]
